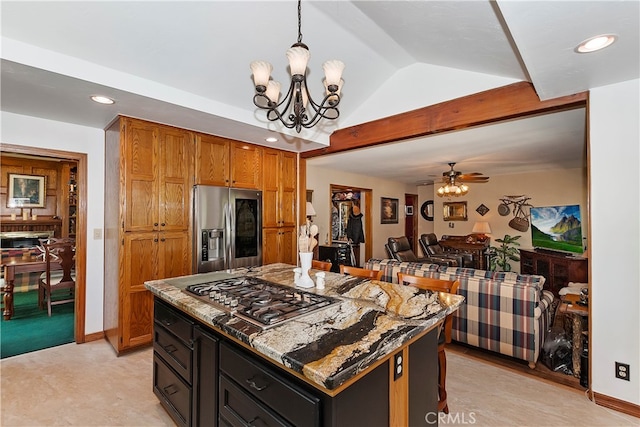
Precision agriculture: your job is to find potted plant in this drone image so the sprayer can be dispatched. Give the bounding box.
[489,234,522,272]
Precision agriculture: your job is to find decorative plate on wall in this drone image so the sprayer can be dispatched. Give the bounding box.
[476,204,489,216]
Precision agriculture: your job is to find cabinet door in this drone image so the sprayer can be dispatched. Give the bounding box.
[196,134,230,186]
[263,227,296,265]
[158,232,192,279]
[262,149,280,228]
[194,327,219,427]
[262,228,280,265]
[279,151,297,227]
[122,232,158,349]
[123,119,158,232]
[230,142,262,189]
[159,128,192,231]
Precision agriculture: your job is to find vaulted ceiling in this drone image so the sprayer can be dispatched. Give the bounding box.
[2,1,638,182]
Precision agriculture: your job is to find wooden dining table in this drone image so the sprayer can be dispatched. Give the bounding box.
[1,253,61,320]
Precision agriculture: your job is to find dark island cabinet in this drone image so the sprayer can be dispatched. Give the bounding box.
[153,299,218,427]
[153,297,438,427]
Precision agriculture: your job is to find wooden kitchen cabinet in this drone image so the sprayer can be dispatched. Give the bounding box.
[195,133,262,189]
[104,116,194,354]
[262,148,296,228]
[262,148,297,265]
[123,119,191,232]
[262,226,296,265]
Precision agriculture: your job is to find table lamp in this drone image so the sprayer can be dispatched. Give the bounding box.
[472,221,492,241]
[306,201,317,221]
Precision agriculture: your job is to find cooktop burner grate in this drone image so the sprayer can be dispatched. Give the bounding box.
[184,276,339,329]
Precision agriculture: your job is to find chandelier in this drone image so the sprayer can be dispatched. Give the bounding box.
[250,0,344,133]
[437,175,469,197]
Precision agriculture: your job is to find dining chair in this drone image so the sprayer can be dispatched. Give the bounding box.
[339,265,383,280]
[39,238,76,316]
[397,272,460,414]
[312,259,332,272]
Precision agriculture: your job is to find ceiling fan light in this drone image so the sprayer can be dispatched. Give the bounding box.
[287,46,310,76]
[460,184,469,192]
[250,61,273,89]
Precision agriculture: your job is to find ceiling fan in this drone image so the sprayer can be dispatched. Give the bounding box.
[442,162,490,183]
[436,162,489,197]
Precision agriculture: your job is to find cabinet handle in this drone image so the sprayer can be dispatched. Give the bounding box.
[161,223,166,227]
[154,238,158,242]
[160,238,166,242]
[245,376,268,391]
[161,319,173,327]
[154,222,159,226]
[163,344,177,354]
[163,384,179,396]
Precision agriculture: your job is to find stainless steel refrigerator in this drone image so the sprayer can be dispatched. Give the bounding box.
[193,185,262,273]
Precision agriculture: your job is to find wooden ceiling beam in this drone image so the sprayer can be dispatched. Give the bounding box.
[300,81,587,159]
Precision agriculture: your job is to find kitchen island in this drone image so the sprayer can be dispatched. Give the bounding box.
[145,263,464,427]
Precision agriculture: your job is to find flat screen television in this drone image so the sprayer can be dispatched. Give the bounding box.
[530,204,584,254]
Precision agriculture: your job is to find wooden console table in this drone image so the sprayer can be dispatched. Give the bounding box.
[520,249,588,297]
[439,237,489,270]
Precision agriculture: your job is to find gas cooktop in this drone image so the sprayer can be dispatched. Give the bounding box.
[184,276,340,329]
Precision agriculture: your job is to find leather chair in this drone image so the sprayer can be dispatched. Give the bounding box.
[397,272,460,413]
[419,233,473,268]
[387,236,458,267]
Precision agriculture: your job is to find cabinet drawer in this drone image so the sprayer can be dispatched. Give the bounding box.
[219,343,320,427]
[154,299,194,345]
[154,324,193,383]
[153,353,192,427]
[219,374,289,427]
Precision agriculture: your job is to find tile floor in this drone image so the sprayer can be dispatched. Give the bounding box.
[1,340,637,426]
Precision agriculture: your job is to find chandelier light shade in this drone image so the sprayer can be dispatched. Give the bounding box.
[250,0,344,133]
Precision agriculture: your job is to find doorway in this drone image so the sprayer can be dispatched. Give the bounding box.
[404,193,418,254]
[1,144,87,345]
[329,184,373,266]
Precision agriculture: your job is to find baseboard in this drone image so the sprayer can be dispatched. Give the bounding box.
[83,331,105,342]
[593,391,640,418]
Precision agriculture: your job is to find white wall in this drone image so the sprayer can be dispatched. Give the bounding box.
[306,165,415,260]
[589,79,639,405]
[1,112,105,335]
[432,169,588,271]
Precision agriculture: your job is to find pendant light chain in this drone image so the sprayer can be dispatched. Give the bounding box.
[297,0,303,45]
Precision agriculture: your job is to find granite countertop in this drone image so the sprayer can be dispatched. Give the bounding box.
[144,263,464,392]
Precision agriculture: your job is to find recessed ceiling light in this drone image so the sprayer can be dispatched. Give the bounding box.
[90,95,115,104]
[265,136,278,143]
[575,34,617,53]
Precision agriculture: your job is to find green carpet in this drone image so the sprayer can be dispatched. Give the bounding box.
[1,290,74,359]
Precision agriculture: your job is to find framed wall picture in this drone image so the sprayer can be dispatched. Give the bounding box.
[7,173,46,208]
[443,201,467,221]
[381,197,399,224]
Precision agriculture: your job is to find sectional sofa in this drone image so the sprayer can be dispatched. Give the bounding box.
[365,258,555,368]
